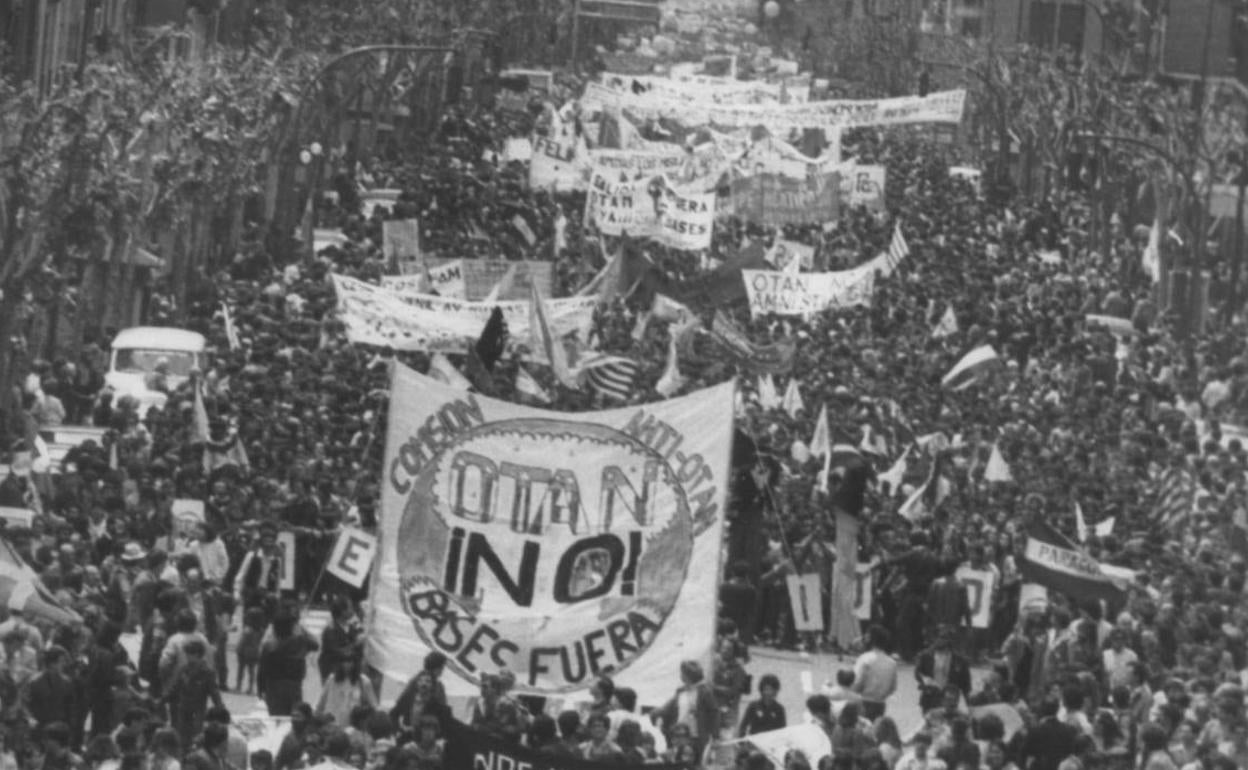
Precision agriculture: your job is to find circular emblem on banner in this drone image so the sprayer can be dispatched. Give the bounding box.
[396,418,694,692]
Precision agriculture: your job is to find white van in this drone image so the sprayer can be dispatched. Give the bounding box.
[105,326,207,414]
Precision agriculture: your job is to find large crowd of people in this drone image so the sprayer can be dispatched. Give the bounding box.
[0,6,1245,770]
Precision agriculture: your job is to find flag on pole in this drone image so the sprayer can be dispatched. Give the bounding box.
[809,404,831,460]
[1149,466,1195,528]
[941,345,1003,390]
[222,303,240,350]
[781,379,805,418]
[883,222,909,273]
[898,452,951,520]
[529,284,579,389]
[583,358,640,402]
[484,264,519,305]
[932,306,958,339]
[878,445,911,495]
[428,353,472,391]
[192,380,211,444]
[858,424,889,457]
[515,367,552,404]
[1020,520,1125,605]
[757,375,781,410]
[984,443,1013,482]
[655,336,686,398]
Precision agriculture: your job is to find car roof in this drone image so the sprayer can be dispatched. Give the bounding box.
[110,327,206,353]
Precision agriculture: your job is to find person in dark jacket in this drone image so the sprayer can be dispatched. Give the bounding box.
[915,627,972,712]
[25,646,76,731]
[257,610,318,717]
[1021,698,1078,770]
[317,599,360,682]
[738,673,786,737]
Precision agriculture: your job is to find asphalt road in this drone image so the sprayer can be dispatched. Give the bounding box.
[125,610,964,740]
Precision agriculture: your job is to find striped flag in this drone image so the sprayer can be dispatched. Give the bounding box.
[1020,520,1125,605]
[941,345,1003,391]
[1149,466,1195,527]
[883,222,909,273]
[584,358,640,402]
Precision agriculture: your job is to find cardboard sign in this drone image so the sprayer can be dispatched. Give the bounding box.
[854,565,872,621]
[786,573,824,632]
[327,527,378,589]
[276,531,296,591]
[955,566,995,629]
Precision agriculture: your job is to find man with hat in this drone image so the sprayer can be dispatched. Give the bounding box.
[107,542,146,630]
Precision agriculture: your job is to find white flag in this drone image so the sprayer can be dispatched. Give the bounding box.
[427,353,471,391]
[326,527,378,589]
[878,445,910,495]
[733,725,831,770]
[984,443,1013,483]
[515,367,552,404]
[781,379,805,418]
[1095,516,1116,538]
[1075,502,1089,543]
[809,404,831,460]
[932,306,958,339]
[859,424,888,457]
[758,374,781,410]
[655,336,687,398]
[222,303,240,350]
[1142,212,1161,283]
[485,263,519,304]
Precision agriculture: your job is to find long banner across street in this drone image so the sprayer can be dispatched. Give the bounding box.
[367,364,733,703]
[331,274,596,355]
[579,82,967,132]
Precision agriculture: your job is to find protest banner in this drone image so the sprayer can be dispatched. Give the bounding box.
[445,718,684,770]
[327,527,378,589]
[854,564,872,621]
[727,172,841,226]
[367,363,733,701]
[845,164,886,211]
[786,573,824,632]
[605,73,808,105]
[425,260,466,299]
[382,219,421,273]
[955,566,995,629]
[332,275,596,356]
[383,261,553,301]
[503,137,534,163]
[580,83,967,132]
[530,131,588,191]
[497,69,553,113]
[360,189,401,219]
[742,268,875,317]
[740,134,844,179]
[729,725,831,770]
[586,172,715,250]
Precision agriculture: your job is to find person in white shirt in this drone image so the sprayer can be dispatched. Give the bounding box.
[1102,630,1139,692]
[853,625,899,720]
[194,523,230,586]
[823,669,863,718]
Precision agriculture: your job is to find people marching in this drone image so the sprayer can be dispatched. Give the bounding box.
[0,0,1247,769]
